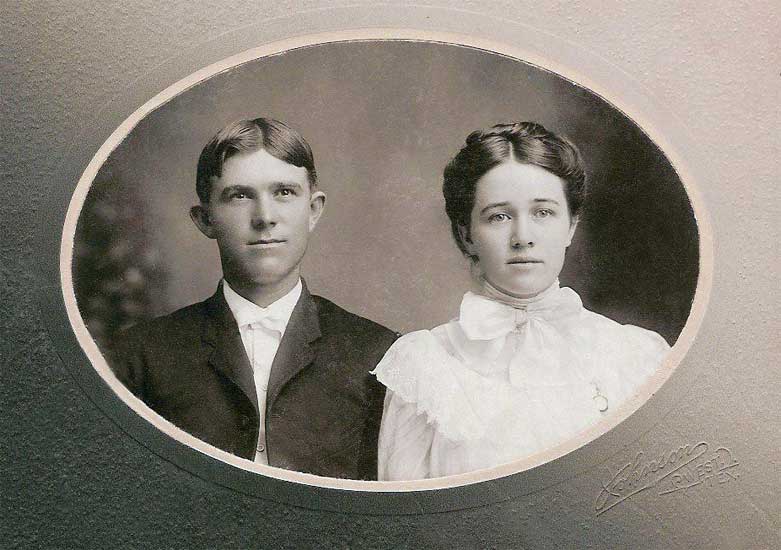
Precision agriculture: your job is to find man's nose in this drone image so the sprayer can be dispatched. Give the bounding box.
[251,196,278,227]
[510,216,535,248]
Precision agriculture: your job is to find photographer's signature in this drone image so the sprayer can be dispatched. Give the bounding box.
[595,442,739,515]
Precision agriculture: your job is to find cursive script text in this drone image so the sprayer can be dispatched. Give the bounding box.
[595,442,739,515]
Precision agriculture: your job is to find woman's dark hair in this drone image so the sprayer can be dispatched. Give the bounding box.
[443,121,587,257]
[196,117,317,203]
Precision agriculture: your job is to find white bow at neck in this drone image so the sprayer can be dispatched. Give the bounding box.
[459,280,582,341]
[457,281,583,387]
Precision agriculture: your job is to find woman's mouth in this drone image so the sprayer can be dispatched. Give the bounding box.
[507,257,542,265]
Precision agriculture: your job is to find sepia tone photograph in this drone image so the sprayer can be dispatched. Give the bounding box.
[7,1,779,548]
[65,40,699,484]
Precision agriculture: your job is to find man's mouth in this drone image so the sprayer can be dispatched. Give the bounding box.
[248,238,286,247]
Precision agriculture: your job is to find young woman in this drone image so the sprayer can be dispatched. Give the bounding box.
[373,122,670,480]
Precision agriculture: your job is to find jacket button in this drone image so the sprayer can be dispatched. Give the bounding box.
[240,415,250,428]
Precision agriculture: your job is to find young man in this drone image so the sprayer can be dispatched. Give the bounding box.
[111,118,396,480]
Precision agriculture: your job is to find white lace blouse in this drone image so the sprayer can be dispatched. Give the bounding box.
[373,284,670,481]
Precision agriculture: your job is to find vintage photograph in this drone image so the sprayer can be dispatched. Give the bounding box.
[66,40,699,483]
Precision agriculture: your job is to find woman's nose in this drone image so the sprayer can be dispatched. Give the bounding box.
[510,217,535,248]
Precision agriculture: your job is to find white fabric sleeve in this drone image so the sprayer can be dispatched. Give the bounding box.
[377,389,435,481]
[606,323,672,401]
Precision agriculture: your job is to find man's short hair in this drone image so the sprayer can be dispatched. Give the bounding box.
[196,117,318,203]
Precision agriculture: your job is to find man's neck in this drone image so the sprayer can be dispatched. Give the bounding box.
[224,273,301,308]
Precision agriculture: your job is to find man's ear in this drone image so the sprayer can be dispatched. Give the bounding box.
[308,190,326,232]
[566,215,579,247]
[457,223,476,257]
[190,204,217,239]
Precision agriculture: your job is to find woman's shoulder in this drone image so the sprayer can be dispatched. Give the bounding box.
[571,308,671,395]
[371,326,455,387]
[372,323,491,441]
[575,308,670,352]
[384,326,449,350]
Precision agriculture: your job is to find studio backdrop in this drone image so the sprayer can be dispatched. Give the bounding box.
[71,40,697,352]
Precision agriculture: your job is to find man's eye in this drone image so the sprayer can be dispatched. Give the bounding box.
[277,188,297,197]
[488,213,510,222]
[230,192,249,200]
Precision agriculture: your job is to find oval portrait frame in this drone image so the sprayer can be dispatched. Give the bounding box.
[55,27,712,513]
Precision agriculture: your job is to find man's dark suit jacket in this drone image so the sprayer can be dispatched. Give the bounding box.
[110,282,396,480]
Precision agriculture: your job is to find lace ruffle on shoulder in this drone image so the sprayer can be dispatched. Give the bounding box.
[372,330,488,441]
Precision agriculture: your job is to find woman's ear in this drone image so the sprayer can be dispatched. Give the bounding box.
[458,223,477,258]
[190,204,217,239]
[566,215,579,247]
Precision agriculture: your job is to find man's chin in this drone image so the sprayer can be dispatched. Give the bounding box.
[239,265,300,287]
[222,254,304,289]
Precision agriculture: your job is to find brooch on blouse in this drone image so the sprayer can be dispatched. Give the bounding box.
[592,384,609,412]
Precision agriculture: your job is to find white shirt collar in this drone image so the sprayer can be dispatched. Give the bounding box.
[222,278,302,334]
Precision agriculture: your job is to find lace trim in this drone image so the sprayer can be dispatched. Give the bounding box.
[373,331,486,441]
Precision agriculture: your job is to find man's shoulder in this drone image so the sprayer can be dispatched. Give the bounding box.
[311,294,398,342]
[107,297,215,390]
[114,299,209,347]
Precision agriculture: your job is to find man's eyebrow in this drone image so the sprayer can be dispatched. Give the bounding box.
[272,181,304,188]
[480,201,511,215]
[218,181,305,197]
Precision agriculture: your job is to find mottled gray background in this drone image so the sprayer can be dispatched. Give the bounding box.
[73,41,696,351]
[3,2,779,549]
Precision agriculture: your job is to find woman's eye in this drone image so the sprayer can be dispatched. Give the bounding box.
[488,213,510,222]
[534,208,554,218]
[230,192,248,200]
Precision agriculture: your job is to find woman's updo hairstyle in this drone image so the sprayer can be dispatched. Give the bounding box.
[443,121,587,258]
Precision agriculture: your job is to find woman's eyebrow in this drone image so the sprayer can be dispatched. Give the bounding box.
[532,198,561,205]
[480,201,511,215]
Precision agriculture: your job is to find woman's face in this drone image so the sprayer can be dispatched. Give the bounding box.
[463,161,578,298]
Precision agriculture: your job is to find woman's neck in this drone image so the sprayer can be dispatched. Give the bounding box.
[476,276,561,309]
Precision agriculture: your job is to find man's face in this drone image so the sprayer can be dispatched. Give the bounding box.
[191,148,325,298]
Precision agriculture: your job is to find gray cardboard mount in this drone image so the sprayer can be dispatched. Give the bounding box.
[4,2,779,548]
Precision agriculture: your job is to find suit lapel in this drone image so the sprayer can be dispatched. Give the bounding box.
[202,285,259,415]
[266,282,321,410]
